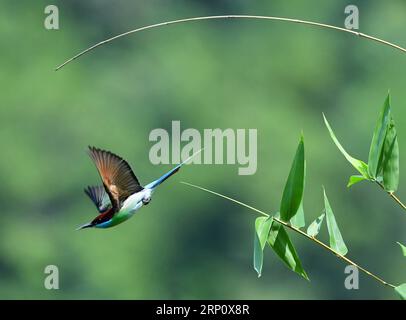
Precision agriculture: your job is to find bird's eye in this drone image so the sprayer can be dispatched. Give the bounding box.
[142,197,151,205]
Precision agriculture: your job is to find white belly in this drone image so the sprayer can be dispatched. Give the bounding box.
[121,189,152,213]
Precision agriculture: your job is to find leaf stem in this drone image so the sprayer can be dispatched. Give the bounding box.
[376,181,406,211]
[272,217,395,288]
[55,15,406,71]
[181,181,396,289]
[181,182,269,217]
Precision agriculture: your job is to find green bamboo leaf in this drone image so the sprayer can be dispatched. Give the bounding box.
[307,213,325,237]
[253,216,273,277]
[395,283,406,300]
[323,114,370,179]
[253,232,263,278]
[290,201,305,228]
[290,161,306,228]
[268,216,309,280]
[397,242,406,257]
[347,175,367,188]
[381,118,399,192]
[368,94,391,178]
[280,136,305,222]
[323,188,348,256]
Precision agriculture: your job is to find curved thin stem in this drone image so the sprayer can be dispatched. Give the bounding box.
[181,181,396,289]
[376,181,406,211]
[181,182,269,217]
[55,15,406,71]
[272,217,395,288]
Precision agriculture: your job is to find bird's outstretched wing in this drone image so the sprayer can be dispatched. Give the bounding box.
[88,146,143,210]
[84,185,111,212]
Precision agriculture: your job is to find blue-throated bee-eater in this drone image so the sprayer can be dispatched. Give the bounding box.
[77,146,201,230]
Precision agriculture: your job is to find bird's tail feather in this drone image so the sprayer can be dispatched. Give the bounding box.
[145,148,203,189]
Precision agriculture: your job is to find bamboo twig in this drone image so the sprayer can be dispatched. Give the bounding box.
[55,15,406,71]
[181,181,396,289]
[376,181,406,211]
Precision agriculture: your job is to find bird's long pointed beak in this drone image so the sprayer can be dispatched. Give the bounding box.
[76,222,93,230]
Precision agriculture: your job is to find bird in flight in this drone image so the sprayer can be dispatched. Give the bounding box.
[77,146,201,230]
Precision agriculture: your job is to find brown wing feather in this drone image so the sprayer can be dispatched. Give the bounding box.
[88,146,143,209]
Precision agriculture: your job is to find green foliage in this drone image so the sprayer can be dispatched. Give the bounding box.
[186,131,403,298]
[271,136,307,280]
[254,136,308,279]
[397,242,406,257]
[307,213,325,237]
[395,284,406,300]
[380,118,399,192]
[324,94,400,194]
[253,216,273,277]
[254,136,308,280]
[368,95,391,178]
[347,175,367,188]
[323,114,370,179]
[268,217,309,281]
[323,188,348,256]
[290,161,306,229]
[290,201,305,228]
[280,136,305,222]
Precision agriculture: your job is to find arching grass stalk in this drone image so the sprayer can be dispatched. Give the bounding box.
[55,15,406,71]
[181,181,396,289]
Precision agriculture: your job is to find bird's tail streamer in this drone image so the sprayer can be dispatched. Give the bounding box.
[145,148,204,189]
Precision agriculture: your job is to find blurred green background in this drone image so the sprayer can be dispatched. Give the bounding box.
[0,0,405,299]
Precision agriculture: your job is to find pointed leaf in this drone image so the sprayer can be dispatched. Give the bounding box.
[290,160,306,228]
[368,94,391,178]
[253,232,263,277]
[323,188,348,255]
[256,217,273,249]
[347,175,367,188]
[323,114,370,179]
[268,217,309,280]
[395,284,406,300]
[253,216,273,277]
[307,213,325,237]
[381,118,399,192]
[290,201,305,228]
[280,136,305,222]
[397,242,406,257]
